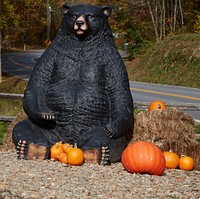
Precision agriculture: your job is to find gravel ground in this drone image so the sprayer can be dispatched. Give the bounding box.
[0,149,200,199]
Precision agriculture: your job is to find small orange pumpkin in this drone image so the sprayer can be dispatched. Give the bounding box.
[62,143,73,154]
[50,143,64,160]
[121,141,166,176]
[148,100,166,111]
[58,152,68,164]
[163,151,179,169]
[179,156,194,171]
[67,143,85,166]
[54,141,63,147]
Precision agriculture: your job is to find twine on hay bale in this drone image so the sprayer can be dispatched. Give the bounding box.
[132,109,200,170]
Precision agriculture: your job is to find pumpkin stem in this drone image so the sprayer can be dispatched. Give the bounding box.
[74,143,78,148]
[56,143,59,148]
[151,135,155,143]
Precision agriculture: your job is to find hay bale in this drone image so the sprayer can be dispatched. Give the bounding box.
[2,110,27,151]
[132,109,200,170]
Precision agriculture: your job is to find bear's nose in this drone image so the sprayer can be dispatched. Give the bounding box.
[76,20,84,28]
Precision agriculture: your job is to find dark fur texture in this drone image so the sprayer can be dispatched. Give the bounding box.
[12,4,133,164]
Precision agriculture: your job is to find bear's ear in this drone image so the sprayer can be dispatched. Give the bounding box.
[101,5,112,17]
[62,4,70,14]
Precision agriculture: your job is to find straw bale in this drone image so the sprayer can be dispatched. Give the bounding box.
[2,110,27,151]
[132,109,200,170]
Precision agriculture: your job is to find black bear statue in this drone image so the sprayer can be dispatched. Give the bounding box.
[12,4,133,165]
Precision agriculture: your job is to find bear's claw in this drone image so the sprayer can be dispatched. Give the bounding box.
[100,146,110,165]
[16,140,48,160]
[41,113,55,120]
[17,139,29,159]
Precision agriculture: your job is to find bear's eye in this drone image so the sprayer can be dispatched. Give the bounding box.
[72,14,77,18]
[88,15,93,19]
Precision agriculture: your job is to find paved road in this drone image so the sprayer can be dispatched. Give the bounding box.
[130,81,200,122]
[2,50,44,81]
[2,50,200,122]
[130,81,200,107]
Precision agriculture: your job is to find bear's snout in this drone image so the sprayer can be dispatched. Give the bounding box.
[76,20,84,28]
[74,16,88,35]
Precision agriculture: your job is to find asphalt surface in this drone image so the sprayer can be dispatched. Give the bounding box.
[2,50,200,122]
[130,81,200,123]
[2,50,43,80]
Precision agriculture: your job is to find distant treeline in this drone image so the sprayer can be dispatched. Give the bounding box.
[1,0,200,56]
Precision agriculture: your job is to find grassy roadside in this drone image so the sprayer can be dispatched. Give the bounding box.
[127,34,200,88]
[0,73,26,116]
[0,73,27,144]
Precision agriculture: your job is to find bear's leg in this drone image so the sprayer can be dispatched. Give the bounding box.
[83,136,127,165]
[82,127,127,165]
[12,119,53,160]
[109,136,127,163]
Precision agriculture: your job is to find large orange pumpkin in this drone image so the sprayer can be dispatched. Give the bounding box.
[121,141,166,175]
[163,151,179,169]
[148,100,166,111]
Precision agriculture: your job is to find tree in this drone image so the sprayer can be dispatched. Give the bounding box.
[1,0,199,57]
[0,1,3,83]
[1,0,62,48]
[0,32,2,84]
[145,0,187,41]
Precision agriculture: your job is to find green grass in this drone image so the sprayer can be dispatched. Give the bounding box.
[0,99,22,116]
[127,33,200,88]
[194,124,200,134]
[0,73,26,145]
[0,121,10,144]
[0,74,25,116]
[0,73,27,93]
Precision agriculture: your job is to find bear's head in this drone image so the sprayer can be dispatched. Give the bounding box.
[61,4,112,41]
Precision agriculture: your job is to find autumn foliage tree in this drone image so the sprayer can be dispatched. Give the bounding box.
[1,0,199,56]
[1,0,61,48]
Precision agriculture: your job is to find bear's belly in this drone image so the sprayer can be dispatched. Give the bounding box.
[46,82,110,132]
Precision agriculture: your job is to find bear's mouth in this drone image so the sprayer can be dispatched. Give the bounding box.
[75,29,86,35]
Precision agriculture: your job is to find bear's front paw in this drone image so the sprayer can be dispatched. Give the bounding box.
[104,127,113,138]
[41,113,55,120]
[17,140,48,160]
[29,112,56,128]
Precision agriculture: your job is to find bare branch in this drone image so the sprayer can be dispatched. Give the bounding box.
[178,0,184,33]
[173,0,177,32]
[146,0,159,41]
